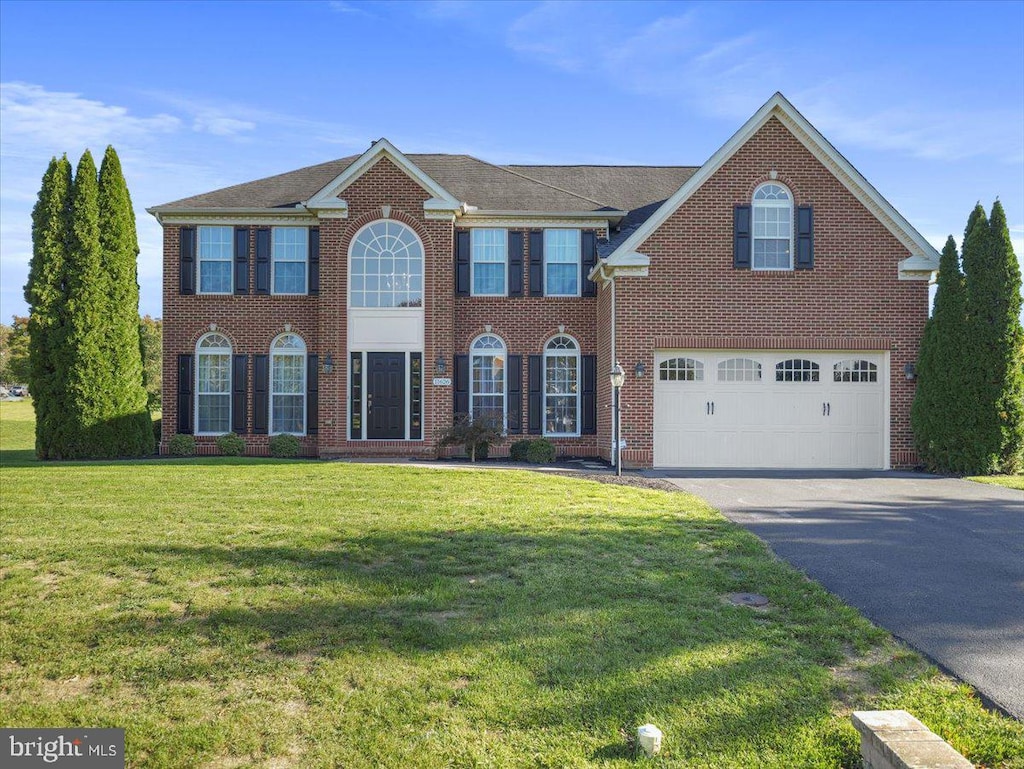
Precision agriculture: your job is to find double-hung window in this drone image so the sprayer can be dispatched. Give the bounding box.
[544,229,580,296]
[198,226,233,294]
[272,227,308,294]
[470,334,506,427]
[271,333,306,435]
[752,183,793,270]
[196,333,231,434]
[544,335,579,435]
[471,229,506,296]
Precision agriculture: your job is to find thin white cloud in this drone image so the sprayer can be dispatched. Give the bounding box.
[500,4,1023,166]
[192,114,257,137]
[0,82,180,156]
[328,0,372,16]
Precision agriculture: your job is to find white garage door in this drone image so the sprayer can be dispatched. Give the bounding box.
[654,351,887,469]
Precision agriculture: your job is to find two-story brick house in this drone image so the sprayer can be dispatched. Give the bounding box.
[149,93,939,469]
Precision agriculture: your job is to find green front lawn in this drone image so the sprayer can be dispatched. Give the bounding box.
[1,400,1021,767]
[968,474,1024,491]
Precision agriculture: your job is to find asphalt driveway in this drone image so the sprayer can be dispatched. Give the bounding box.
[645,470,1024,720]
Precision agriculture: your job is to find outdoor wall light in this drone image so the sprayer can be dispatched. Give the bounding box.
[634,361,646,378]
[323,355,334,374]
[904,362,916,380]
[435,355,447,375]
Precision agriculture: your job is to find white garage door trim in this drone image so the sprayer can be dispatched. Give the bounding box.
[654,350,890,470]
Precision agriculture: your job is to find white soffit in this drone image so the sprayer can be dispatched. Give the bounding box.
[304,138,463,213]
[607,92,940,277]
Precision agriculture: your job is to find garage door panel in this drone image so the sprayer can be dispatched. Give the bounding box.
[654,351,885,469]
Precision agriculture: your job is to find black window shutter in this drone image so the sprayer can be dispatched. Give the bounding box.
[581,231,598,297]
[734,205,752,269]
[528,231,544,296]
[177,354,194,434]
[180,227,196,295]
[527,354,543,434]
[796,206,814,270]
[507,354,522,433]
[255,228,271,294]
[307,354,318,435]
[454,354,469,416]
[581,354,597,435]
[253,354,269,434]
[231,354,248,434]
[308,227,320,295]
[455,230,471,296]
[233,228,249,294]
[508,231,524,297]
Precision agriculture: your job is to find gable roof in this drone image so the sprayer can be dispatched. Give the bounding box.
[151,149,630,215]
[602,92,941,278]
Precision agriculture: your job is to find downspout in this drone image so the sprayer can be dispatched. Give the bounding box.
[595,262,616,462]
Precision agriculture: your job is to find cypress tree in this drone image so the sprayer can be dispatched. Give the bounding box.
[912,236,971,472]
[25,156,73,459]
[60,150,115,459]
[986,201,1024,473]
[98,146,153,456]
[960,206,997,472]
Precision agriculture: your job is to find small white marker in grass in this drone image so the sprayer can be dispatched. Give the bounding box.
[637,724,662,757]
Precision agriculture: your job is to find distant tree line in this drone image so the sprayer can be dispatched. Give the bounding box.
[24,148,154,458]
[912,200,1024,475]
[1,314,161,410]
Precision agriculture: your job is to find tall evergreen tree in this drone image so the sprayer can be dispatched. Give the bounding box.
[960,206,997,472]
[60,150,115,459]
[98,146,153,456]
[24,156,73,459]
[912,236,971,472]
[986,201,1024,472]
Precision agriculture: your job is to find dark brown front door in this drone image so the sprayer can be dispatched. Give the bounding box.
[367,353,405,439]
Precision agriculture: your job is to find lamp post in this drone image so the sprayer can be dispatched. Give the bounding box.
[610,361,625,476]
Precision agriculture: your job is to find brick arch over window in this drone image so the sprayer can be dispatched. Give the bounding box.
[341,208,436,260]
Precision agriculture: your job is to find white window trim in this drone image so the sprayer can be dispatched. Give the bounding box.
[197,225,233,296]
[195,332,232,436]
[270,333,307,436]
[543,228,582,297]
[752,182,794,272]
[271,226,308,296]
[470,334,507,431]
[470,228,507,297]
[347,219,425,310]
[543,334,581,437]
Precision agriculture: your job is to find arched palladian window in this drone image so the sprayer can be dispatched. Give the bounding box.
[349,220,424,308]
[659,357,704,382]
[271,333,306,435]
[470,334,506,425]
[834,359,878,383]
[753,182,793,270]
[776,359,819,382]
[544,335,579,435]
[718,357,761,382]
[196,333,231,434]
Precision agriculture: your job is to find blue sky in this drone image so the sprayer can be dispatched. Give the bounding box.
[1,0,1022,320]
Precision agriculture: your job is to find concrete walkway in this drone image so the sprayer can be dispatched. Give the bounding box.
[646,470,1024,720]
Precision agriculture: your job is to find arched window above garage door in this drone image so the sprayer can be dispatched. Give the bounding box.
[775,359,819,382]
[718,357,761,382]
[834,359,878,382]
[660,357,703,381]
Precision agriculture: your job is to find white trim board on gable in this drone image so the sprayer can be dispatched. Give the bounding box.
[604,92,941,281]
[304,137,465,217]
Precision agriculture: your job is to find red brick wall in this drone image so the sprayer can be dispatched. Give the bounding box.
[599,116,928,468]
[453,227,602,458]
[160,225,320,455]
